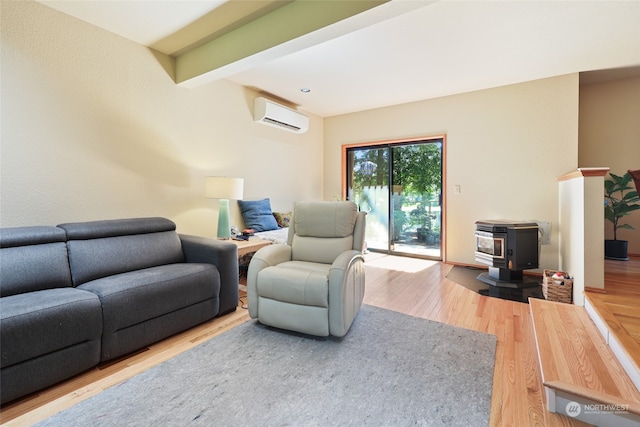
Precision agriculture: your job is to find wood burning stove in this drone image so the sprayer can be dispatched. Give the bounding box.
[475,220,539,289]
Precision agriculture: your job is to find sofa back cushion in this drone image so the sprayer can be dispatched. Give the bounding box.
[0,226,72,297]
[58,217,185,286]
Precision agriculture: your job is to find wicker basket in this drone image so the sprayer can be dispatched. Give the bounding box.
[542,269,573,304]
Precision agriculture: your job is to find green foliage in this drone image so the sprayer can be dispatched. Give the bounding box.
[350,148,388,190]
[393,208,408,239]
[392,143,442,196]
[604,172,640,240]
[350,143,441,195]
[409,202,437,229]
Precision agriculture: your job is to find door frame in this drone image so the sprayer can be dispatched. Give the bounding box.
[341,134,447,262]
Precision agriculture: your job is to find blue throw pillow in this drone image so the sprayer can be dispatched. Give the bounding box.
[238,198,279,232]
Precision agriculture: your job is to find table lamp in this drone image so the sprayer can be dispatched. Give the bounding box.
[205,176,244,239]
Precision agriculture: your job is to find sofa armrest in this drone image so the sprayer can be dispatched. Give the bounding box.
[179,234,238,315]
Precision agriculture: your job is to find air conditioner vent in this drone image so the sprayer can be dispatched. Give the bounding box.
[263,117,302,131]
[254,97,309,134]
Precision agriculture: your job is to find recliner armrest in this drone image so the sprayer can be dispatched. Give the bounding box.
[247,244,292,317]
[328,250,366,337]
[329,250,366,297]
[250,244,292,267]
[330,250,364,272]
[179,234,239,314]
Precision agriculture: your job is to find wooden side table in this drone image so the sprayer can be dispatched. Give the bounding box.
[230,237,271,291]
[232,237,271,258]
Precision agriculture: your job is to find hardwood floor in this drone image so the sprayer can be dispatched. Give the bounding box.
[585,256,640,392]
[2,255,638,426]
[602,256,640,297]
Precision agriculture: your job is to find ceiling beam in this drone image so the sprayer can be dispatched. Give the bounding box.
[175,0,389,87]
[151,1,291,57]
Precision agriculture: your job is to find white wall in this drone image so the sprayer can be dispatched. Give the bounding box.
[325,75,580,267]
[558,171,608,306]
[0,0,323,238]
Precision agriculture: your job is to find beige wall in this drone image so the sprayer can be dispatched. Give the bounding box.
[5,0,632,270]
[325,75,580,268]
[579,76,640,254]
[0,1,323,237]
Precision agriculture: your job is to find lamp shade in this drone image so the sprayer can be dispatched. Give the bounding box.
[205,177,244,200]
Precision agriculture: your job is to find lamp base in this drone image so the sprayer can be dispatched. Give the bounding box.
[217,199,231,239]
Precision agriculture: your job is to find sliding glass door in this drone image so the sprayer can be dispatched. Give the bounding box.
[345,138,443,259]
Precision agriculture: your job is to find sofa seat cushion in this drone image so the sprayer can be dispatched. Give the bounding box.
[257,261,330,308]
[78,263,220,334]
[0,288,102,368]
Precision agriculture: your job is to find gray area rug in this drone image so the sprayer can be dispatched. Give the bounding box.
[38,305,496,426]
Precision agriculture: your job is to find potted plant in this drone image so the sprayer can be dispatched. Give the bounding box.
[410,202,437,245]
[604,171,640,260]
[393,208,407,241]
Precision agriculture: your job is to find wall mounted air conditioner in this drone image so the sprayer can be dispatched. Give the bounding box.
[253,97,309,134]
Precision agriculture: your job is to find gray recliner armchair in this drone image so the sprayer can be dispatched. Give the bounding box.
[247,201,366,337]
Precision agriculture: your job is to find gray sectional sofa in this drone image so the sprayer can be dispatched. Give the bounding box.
[0,217,238,405]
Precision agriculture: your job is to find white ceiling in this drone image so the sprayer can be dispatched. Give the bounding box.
[37,0,640,118]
